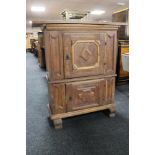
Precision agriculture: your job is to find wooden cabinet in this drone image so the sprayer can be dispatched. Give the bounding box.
[112,9,129,40]
[44,23,119,129]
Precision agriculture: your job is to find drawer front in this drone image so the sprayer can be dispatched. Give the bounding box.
[66,77,115,112]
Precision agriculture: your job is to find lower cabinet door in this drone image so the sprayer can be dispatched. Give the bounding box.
[66,78,115,112]
[66,80,101,111]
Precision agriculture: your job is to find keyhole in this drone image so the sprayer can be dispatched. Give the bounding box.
[69,96,72,101]
[66,54,70,60]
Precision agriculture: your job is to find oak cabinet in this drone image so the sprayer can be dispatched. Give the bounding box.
[44,23,119,129]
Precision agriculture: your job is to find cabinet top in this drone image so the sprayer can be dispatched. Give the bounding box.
[32,21,126,31]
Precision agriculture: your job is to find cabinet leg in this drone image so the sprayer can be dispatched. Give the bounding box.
[47,104,52,119]
[53,119,63,129]
[109,106,116,118]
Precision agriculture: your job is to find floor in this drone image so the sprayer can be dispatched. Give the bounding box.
[26,52,129,155]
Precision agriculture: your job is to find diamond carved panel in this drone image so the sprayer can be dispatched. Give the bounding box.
[72,40,99,70]
[80,47,92,61]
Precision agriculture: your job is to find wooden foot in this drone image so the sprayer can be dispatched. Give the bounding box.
[53,119,63,129]
[109,112,116,117]
[47,104,52,119]
[108,106,116,118]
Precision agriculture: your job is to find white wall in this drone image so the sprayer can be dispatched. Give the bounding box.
[26,26,42,33]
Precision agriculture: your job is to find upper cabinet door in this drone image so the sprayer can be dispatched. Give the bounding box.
[63,32,106,78]
[63,31,117,79]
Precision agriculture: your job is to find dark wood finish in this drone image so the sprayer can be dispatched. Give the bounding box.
[44,23,119,128]
[112,9,129,40]
[38,32,46,68]
[44,31,50,72]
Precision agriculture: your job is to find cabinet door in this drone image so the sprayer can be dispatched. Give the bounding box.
[66,80,101,111]
[104,31,117,75]
[64,32,106,78]
[66,77,115,112]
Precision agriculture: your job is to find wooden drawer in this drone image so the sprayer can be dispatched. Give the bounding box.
[66,78,115,112]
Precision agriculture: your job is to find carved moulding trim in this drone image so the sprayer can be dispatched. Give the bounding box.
[72,40,100,70]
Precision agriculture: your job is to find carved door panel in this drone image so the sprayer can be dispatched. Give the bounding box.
[104,31,117,75]
[66,77,115,112]
[63,32,106,78]
[66,80,101,112]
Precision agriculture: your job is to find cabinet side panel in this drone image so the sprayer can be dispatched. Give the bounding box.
[48,31,64,81]
[48,83,66,114]
[44,31,50,72]
[104,31,117,75]
[99,79,107,105]
[105,77,115,104]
